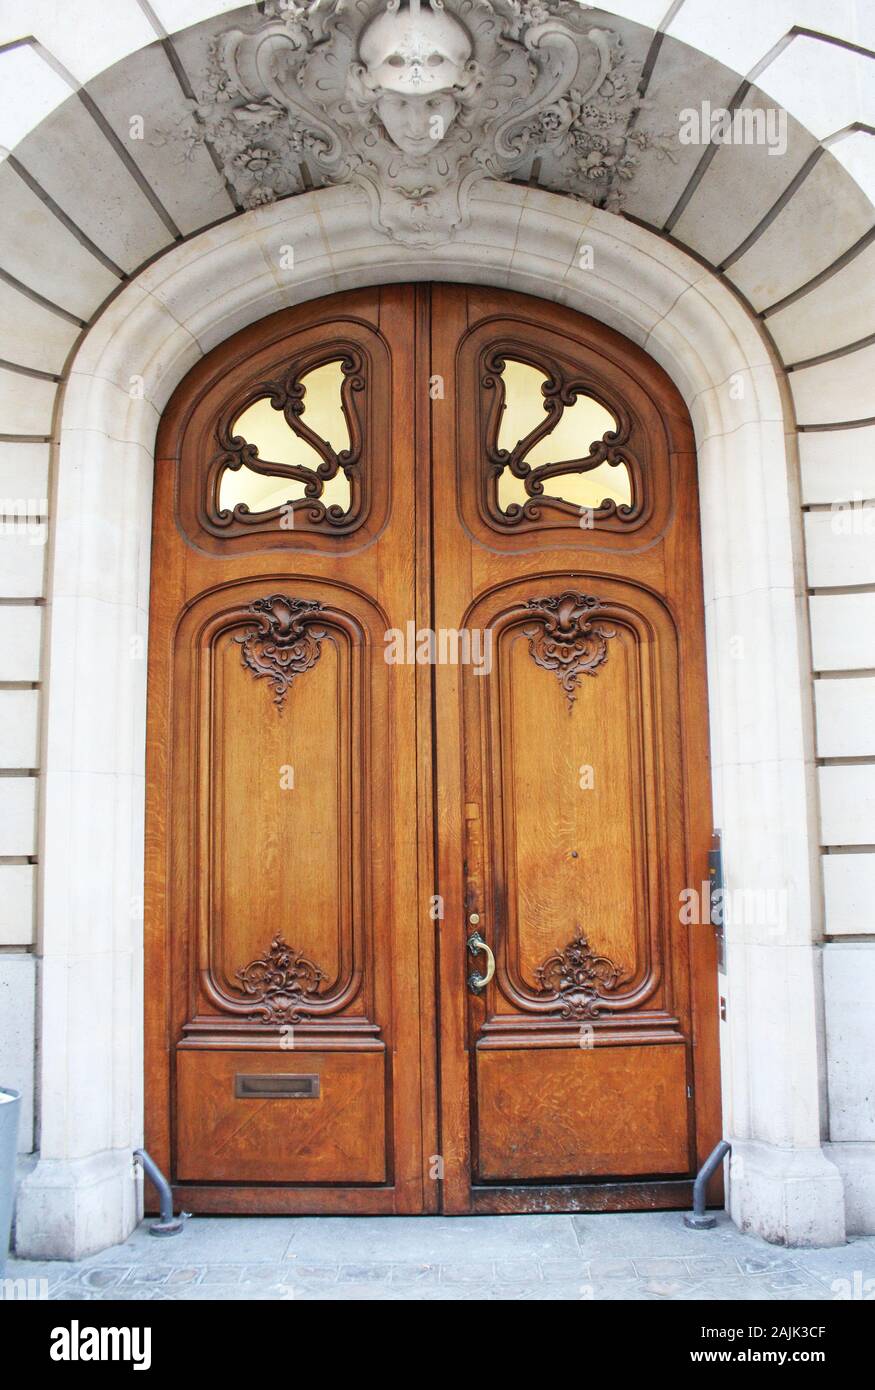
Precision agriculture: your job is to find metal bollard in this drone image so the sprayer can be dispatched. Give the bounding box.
[133,1148,186,1237]
[684,1139,731,1230]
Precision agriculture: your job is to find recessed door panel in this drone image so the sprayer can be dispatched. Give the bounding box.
[470,586,677,1023]
[179,585,377,1032]
[211,610,348,995]
[476,1045,689,1181]
[177,1050,386,1184]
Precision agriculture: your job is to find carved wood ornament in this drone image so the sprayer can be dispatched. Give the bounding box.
[482,346,644,529]
[206,347,366,537]
[235,594,327,710]
[523,592,617,708]
[534,934,630,1019]
[235,934,327,1023]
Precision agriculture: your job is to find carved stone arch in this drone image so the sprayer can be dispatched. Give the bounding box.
[22,187,844,1257]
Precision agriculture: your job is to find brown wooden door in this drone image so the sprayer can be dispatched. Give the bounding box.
[429,285,720,1213]
[146,283,720,1215]
[146,287,431,1213]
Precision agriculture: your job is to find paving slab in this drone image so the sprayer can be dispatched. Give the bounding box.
[6,1211,874,1302]
[283,1213,581,1263]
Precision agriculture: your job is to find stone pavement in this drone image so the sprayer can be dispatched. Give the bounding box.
[6,1212,875,1301]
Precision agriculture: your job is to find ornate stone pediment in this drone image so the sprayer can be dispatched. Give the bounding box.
[187,0,677,246]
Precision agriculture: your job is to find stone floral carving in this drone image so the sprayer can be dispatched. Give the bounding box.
[523,592,617,708]
[236,594,327,709]
[183,0,677,246]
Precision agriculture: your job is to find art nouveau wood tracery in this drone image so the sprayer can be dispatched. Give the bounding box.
[458,307,673,550]
[174,312,393,555]
[482,349,643,528]
[209,348,366,535]
[146,283,721,1217]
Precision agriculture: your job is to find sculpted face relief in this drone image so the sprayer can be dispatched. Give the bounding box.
[191,2,679,243]
[376,90,462,154]
[358,2,474,154]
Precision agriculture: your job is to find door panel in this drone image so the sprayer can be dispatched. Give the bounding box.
[179,581,386,1035]
[176,1050,386,1184]
[476,1045,689,1181]
[146,282,720,1216]
[464,581,684,1034]
[146,287,427,1212]
[430,284,720,1213]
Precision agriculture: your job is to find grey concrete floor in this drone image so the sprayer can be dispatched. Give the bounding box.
[6,1212,875,1300]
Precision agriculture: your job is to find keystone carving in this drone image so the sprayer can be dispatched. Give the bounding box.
[180,0,678,246]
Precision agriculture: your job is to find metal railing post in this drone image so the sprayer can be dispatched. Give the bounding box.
[684,1139,731,1229]
[133,1148,186,1237]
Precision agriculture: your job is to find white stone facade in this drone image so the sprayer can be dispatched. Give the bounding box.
[0,0,872,1255]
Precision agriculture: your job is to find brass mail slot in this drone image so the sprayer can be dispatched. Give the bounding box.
[234,1073,320,1100]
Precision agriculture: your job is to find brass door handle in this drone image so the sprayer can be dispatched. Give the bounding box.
[467,929,495,993]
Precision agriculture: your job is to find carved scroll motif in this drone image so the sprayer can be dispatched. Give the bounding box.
[235,934,326,1023]
[523,592,617,708]
[534,933,628,1019]
[181,2,678,246]
[235,594,327,710]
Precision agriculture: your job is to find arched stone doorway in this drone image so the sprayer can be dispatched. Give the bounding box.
[16,187,845,1254]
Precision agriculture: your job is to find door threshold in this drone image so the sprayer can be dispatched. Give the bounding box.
[467,1179,700,1215]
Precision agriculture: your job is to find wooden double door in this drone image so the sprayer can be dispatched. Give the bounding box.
[146,284,720,1214]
